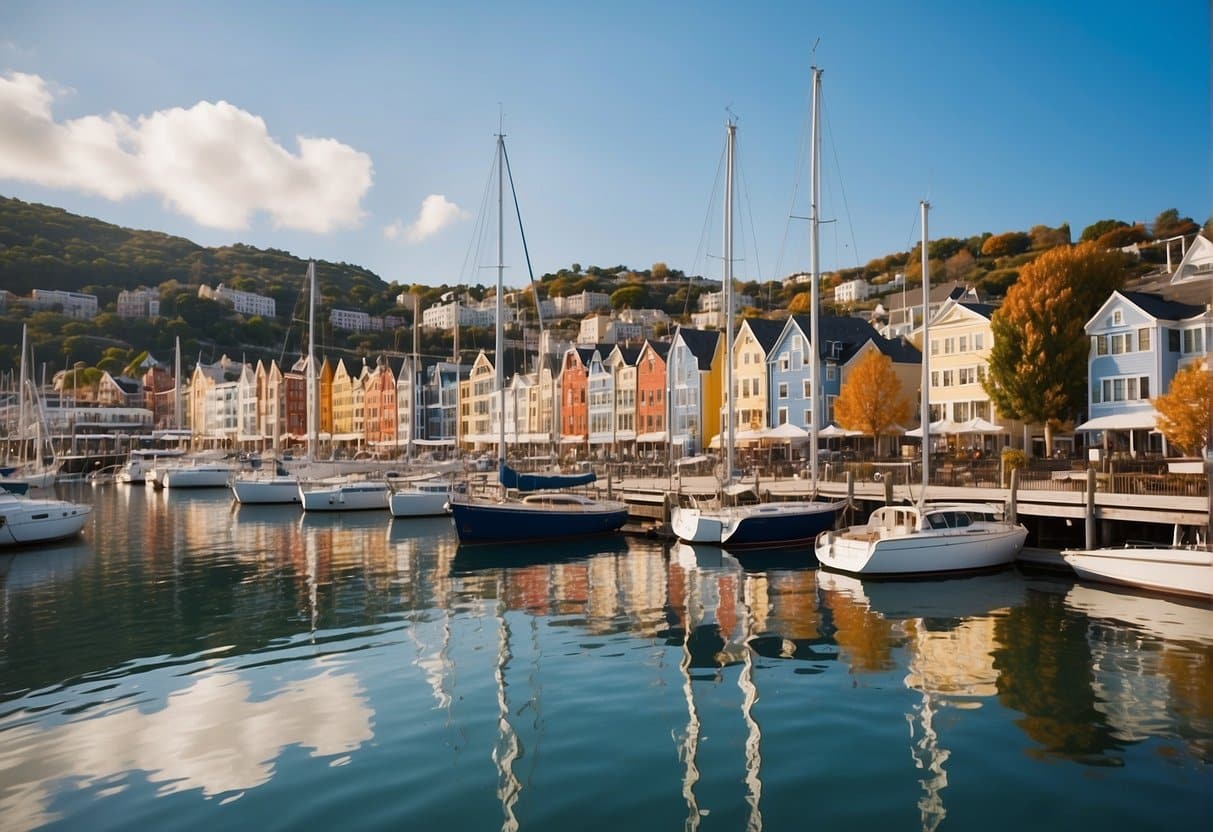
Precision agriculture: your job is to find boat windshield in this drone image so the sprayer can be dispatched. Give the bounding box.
[925,510,973,530]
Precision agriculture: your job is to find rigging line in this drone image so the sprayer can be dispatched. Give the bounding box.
[459,143,502,288]
[501,140,546,339]
[773,78,813,282]
[822,96,861,271]
[685,140,729,320]
[735,142,766,299]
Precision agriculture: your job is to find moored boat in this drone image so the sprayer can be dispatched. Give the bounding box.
[299,477,391,512]
[0,491,92,547]
[1060,542,1212,600]
[388,476,460,517]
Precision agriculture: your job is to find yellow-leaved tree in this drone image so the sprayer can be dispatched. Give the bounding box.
[834,350,912,456]
[1153,359,1210,456]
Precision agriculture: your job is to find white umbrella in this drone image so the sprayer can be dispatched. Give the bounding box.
[767,422,809,440]
[905,418,964,437]
[818,423,862,438]
[959,417,1005,434]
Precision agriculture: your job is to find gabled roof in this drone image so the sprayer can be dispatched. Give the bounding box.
[785,314,884,361]
[640,339,671,362]
[958,302,997,320]
[1119,291,1206,322]
[674,327,722,371]
[608,344,641,366]
[867,335,922,364]
[737,317,785,354]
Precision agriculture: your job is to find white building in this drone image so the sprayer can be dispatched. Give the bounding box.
[833,278,872,305]
[698,290,755,313]
[198,283,276,317]
[31,289,98,319]
[551,290,610,318]
[422,300,516,330]
[117,287,161,319]
[330,308,372,332]
[577,314,646,345]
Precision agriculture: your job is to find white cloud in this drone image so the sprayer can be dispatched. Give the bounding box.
[385,193,470,244]
[0,71,373,233]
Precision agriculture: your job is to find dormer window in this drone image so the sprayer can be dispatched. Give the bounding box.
[1111,310,1123,326]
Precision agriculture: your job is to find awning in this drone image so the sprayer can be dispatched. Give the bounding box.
[615,430,636,441]
[414,438,455,446]
[636,431,667,442]
[560,435,586,444]
[677,454,711,467]
[1075,410,1159,432]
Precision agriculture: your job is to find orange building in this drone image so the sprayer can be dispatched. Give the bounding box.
[636,340,670,438]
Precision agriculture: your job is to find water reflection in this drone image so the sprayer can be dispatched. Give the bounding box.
[0,662,373,830]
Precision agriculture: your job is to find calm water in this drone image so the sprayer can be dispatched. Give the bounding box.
[1,484,1210,831]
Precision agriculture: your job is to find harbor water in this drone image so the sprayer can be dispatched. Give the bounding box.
[1,484,1210,831]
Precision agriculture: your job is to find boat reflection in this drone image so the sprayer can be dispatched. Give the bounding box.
[451,534,630,574]
[818,570,1026,832]
[0,537,92,590]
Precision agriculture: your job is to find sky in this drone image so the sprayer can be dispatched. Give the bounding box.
[0,0,1208,291]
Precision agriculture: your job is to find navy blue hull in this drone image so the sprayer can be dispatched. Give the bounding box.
[450,501,628,544]
[722,503,840,548]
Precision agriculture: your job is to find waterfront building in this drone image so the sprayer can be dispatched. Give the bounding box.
[607,345,639,451]
[768,314,913,432]
[141,364,177,429]
[583,346,615,453]
[559,347,595,450]
[263,361,284,448]
[236,363,261,446]
[319,358,335,440]
[198,283,275,318]
[362,356,400,448]
[1080,249,1212,456]
[330,359,357,444]
[423,360,466,445]
[31,289,98,319]
[460,351,496,447]
[395,356,424,452]
[96,373,143,408]
[731,318,784,434]
[283,357,309,444]
[667,327,723,456]
[578,314,645,345]
[635,340,670,446]
[117,287,161,319]
[188,356,244,445]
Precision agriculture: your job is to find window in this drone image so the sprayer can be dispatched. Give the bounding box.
[944,337,955,354]
[1110,333,1132,354]
[1169,329,1181,351]
[942,370,954,387]
[1112,310,1123,325]
[1183,328,1204,354]
[930,339,939,356]
[777,407,788,425]
[958,335,968,353]
[974,332,984,350]
[1140,377,1149,398]
[825,365,836,381]
[804,409,812,425]
[1095,335,1107,355]
[930,371,940,388]
[803,379,811,398]
[1091,380,1100,404]
[953,401,970,421]
[778,382,788,399]
[1138,327,1150,351]
[779,353,790,371]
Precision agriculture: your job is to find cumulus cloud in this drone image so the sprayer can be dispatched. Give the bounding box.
[384,193,469,243]
[0,71,373,232]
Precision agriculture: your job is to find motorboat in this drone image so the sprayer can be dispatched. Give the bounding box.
[231,471,302,504]
[154,460,236,489]
[0,491,92,547]
[388,476,460,517]
[815,502,1028,577]
[1060,541,1212,601]
[299,477,391,512]
[117,449,186,484]
[672,490,842,548]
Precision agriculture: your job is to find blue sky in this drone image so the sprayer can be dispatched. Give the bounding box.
[1,0,1208,289]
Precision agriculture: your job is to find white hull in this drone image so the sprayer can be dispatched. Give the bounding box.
[671,500,839,548]
[300,481,390,511]
[232,475,301,504]
[0,493,92,546]
[1061,545,1213,600]
[670,507,724,544]
[159,465,235,489]
[388,486,453,517]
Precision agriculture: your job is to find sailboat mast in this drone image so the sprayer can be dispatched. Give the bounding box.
[17,325,27,450]
[809,65,822,492]
[919,201,931,509]
[496,131,506,487]
[306,260,318,462]
[724,119,737,483]
[174,336,182,430]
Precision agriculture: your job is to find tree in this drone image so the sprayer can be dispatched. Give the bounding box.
[787,291,814,314]
[1153,359,1209,456]
[1151,209,1200,239]
[834,350,912,456]
[651,262,670,281]
[610,285,647,309]
[1028,223,1070,250]
[1094,223,1149,249]
[1080,219,1127,242]
[980,231,1031,257]
[983,242,1127,455]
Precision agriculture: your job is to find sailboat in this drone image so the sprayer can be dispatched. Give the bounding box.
[1,326,60,491]
[671,84,841,548]
[232,261,320,504]
[814,201,1028,575]
[448,129,628,544]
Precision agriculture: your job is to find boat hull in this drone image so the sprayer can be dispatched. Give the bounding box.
[0,495,92,546]
[232,476,301,504]
[159,466,235,489]
[1061,546,1213,600]
[300,483,389,511]
[672,501,841,548]
[388,490,451,517]
[450,499,627,544]
[816,525,1027,576]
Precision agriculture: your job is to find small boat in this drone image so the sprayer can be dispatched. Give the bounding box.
[155,461,236,489]
[299,477,391,512]
[815,502,1028,577]
[0,491,92,547]
[1061,537,1212,601]
[388,476,460,517]
[232,470,302,504]
[117,449,186,484]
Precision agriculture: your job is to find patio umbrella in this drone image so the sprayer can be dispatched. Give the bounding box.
[818,423,862,438]
[959,417,1004,434]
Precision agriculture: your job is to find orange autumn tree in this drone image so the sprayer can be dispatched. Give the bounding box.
[834,350,912,456]
[1153,359,1210,456]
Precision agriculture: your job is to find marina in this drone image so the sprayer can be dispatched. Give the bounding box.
[0,483,1208,830]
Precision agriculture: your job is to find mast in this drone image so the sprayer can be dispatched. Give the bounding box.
[174,336,182,431]
[306,260,318,462]
[919,201,931,509]
[17,325,27,453]
[809,65,822,492]
[496,130,506,494]
[724,118,736,483]
[410,292,420,463]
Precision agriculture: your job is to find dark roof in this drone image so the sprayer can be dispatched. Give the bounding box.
[739,317,786,354]
[868,335,922,363]
[1120,291,1206,322]
[611,344,641,365]
[959,302,996,320]
[788,314,883,361]
[675,327,721,370]
[642,340,671,361]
